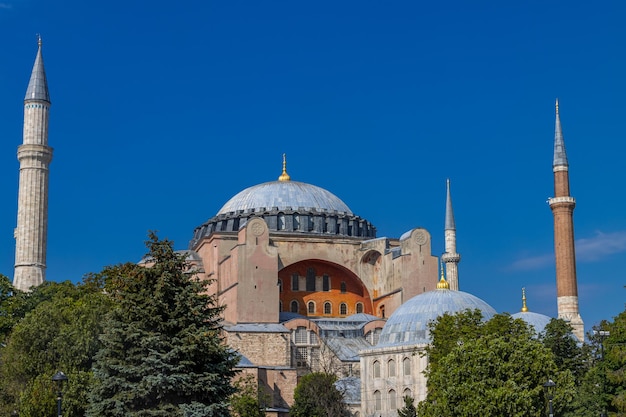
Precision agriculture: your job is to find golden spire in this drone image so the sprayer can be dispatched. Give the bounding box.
[278,153,291,182]
[521,287,528,312]
[437,259,450,289]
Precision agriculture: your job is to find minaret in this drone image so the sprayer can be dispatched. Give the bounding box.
[548,99,584,341]
[441,179,460,290]
[13,36,53,291]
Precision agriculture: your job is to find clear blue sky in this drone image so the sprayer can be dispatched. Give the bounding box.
[1,1,624,334]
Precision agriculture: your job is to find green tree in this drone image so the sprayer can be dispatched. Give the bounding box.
[397,395,417,417]
[0,279,113,417]
[418,312,577,417]
[290,372,350,417]
[541,318,584,380]
[87,233,238,417]
[601,311,626,415]
[230,374,267,417]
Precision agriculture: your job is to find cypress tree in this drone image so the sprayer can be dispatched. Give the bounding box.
[87,233,238,417]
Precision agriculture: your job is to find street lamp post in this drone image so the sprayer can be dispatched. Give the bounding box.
[594,330,610,417]
[51,371,68,417]
[543,379,556,417]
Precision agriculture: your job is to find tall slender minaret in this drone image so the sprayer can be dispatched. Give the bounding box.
[441,179,460,290]
[13,37,53,291]
[548,99,584,341]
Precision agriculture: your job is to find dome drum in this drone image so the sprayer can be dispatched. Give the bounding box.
[190,206,376,248]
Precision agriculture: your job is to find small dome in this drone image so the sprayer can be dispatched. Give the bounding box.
[377,289,497,347]
[512,311,552,335]
[217,181,353,215]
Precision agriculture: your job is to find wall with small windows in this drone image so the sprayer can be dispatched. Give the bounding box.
[360,344,429,417]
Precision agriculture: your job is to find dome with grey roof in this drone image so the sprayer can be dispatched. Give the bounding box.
[218,181,353,215]
[377,288,497,347]
[512,311,552,335]
[189,170,376,248]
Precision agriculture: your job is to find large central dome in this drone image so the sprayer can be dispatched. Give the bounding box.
[218,181,353,215]
[188,157,376,248]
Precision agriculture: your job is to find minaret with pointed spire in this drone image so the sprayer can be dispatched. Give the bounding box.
[13,36,53,291]
[441,179,461,290]
[548,99,584,341]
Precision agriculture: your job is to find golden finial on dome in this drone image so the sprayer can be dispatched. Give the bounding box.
[278,153,291,182]
[521,287,528,312]
[437,260,450,290]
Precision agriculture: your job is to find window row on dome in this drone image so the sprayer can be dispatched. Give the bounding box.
[372,357,411,378]
[25,103,48,109]
[372,388,412,411]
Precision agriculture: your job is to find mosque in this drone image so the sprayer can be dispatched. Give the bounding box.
[13,41,584,417]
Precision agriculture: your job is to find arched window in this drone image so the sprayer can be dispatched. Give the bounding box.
[380,304,386,318]
[403,357,411,375]
[389,389,397,410]
[291,273,299,291]
[374,391,381,411]
[388,359,396,377]
[340,281,347,293]
[403,388,412,398]
[278,213,285,230]
[340,302,347,316]
[308,301,315,314]
[373,360,381,378]
[290,300,299,313]
[277,278,282,292]
[324,302,332,315]
[355,302,363,314]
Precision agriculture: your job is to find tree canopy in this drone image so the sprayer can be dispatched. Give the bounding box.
[289,372,350,417]
[417,311,577,417]
[86,233,238,417]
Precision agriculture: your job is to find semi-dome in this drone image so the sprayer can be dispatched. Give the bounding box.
[217,180,353,215]
[377,287,497,347]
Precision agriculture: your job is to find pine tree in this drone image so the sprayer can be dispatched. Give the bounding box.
[397,395,416,417]
[87,233,238,417]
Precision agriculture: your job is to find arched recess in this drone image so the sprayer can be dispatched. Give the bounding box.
[279,259,373,318]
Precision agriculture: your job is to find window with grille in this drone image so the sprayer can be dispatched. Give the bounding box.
[308,301,315,314]
[340,281,346,293]
[340,302,347,316]
[356,302,363,314]
[324,302,331,315]
[295,327,308,344]
[296,347,309,368]
[290,300,299,313]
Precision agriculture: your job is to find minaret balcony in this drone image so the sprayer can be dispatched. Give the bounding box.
[548,196,575,207]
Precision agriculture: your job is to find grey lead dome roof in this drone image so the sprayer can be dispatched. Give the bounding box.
[217,180,353,215]
[512,311,552,335]
[377,289,497,347]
